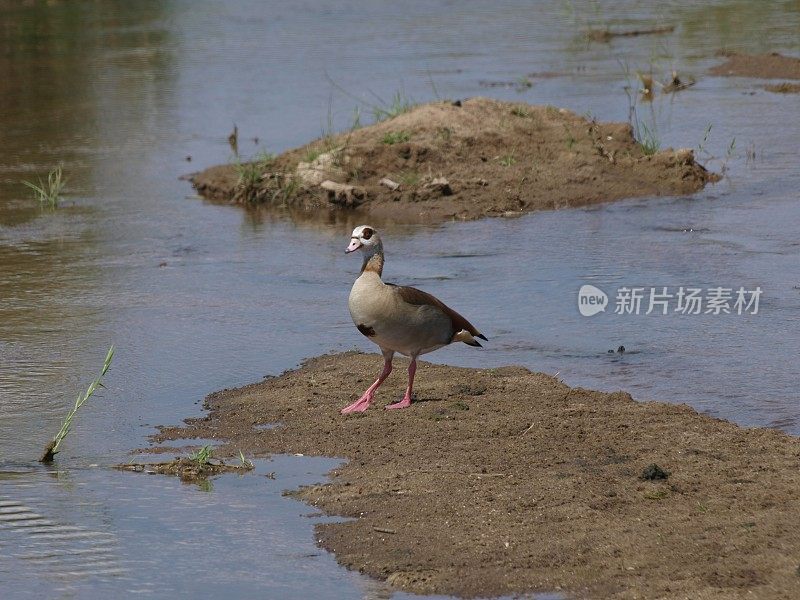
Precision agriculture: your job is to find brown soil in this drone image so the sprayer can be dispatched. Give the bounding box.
[190,98,717,224]
[710,52,800,80]
[152,351,800,599]
[764,82,800,94]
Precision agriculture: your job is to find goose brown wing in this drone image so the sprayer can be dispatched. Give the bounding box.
[389,284,486,340]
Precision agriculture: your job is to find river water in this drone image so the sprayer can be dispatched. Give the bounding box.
[1,1,798,597]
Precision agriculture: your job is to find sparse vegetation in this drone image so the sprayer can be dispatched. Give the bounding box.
[373,91,414,122]
[303,146,322,163]
[116,447,255,485]
[643,489,670,500]
[234,151,274,187]
[23,165,66,209]
[721,137,737,173]
[350,106,363,130]
[382,130,411,145]
[499,155,517,167]
[636,121,660,155]
[511,105,531,118]
[272,174,300,204]
[396,171,420,187]
[189,445,213,467]
[233,151,276,203]
[726,137,736,159]
[563,123,576,150]
[347,165,362,182]
[697,124,713,156]
[40,346,115,463]
[746,142,757,164]
[238,450,253,469]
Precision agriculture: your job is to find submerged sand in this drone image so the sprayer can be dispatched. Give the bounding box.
[153,351,800,599]
[709,51,800,80]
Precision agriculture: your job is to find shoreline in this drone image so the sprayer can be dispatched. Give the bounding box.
[152,351,800,599]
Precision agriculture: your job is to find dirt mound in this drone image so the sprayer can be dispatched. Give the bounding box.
[153,351,800,599]
[191,98,717,223]
[710,51,800,80]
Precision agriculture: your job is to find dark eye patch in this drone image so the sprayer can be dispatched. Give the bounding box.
[362,227,373,240]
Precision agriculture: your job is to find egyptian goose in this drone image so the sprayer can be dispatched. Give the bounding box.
[342,225,486,413]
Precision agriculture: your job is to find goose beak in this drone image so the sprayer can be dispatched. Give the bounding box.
[345,238,362,254]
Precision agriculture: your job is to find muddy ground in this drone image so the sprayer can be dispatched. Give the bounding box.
[191,98,717,223]
[115,455,253,483]
[153,351,800,599]
[710,51,800,80]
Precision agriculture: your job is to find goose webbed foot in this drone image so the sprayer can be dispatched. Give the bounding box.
[385,395,412,410]
[341,352,394,415]
[341,394,373,414]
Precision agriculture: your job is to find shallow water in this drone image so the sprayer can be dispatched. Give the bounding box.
[1,0,799,597]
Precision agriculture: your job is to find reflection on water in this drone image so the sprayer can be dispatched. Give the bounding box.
[1,0,799,597]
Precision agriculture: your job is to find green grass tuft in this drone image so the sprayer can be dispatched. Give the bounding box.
[511,105,531,118]
[395,171,420,187]
[40,346,114,462]
[382,131,411,145]
[189,445,213,467]
[637,121,660,155]
[233,151,276,202]
[373,91,414,122]
[24,165,66,209]
[272,175,300,204]
[303,147,322,163]
[234,151,275,185]
[516,76,533,90]
[238,450,254,469]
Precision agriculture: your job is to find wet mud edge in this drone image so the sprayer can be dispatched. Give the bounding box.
[151,351,800,599]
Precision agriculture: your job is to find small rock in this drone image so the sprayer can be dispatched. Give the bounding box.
[425,177,452,196]
[296,150,345,186]
[641,463,670,481]
[320,180,366,207]
[379,177,400,191]
[617,345,626,353]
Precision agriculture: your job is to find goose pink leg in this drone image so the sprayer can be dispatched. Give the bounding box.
[386,357,416,410]
[341,354,393,414]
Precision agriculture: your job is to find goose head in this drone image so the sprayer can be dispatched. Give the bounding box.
[345,225,382,255]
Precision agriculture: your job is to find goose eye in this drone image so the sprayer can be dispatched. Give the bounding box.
[362,228,373,240]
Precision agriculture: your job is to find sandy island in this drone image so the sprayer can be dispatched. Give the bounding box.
[710,52,800,95]
[152,351,800,599]
[710,51,800,81]
[190,98,717,223]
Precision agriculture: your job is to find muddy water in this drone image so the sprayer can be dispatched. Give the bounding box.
[1,0,798,597]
